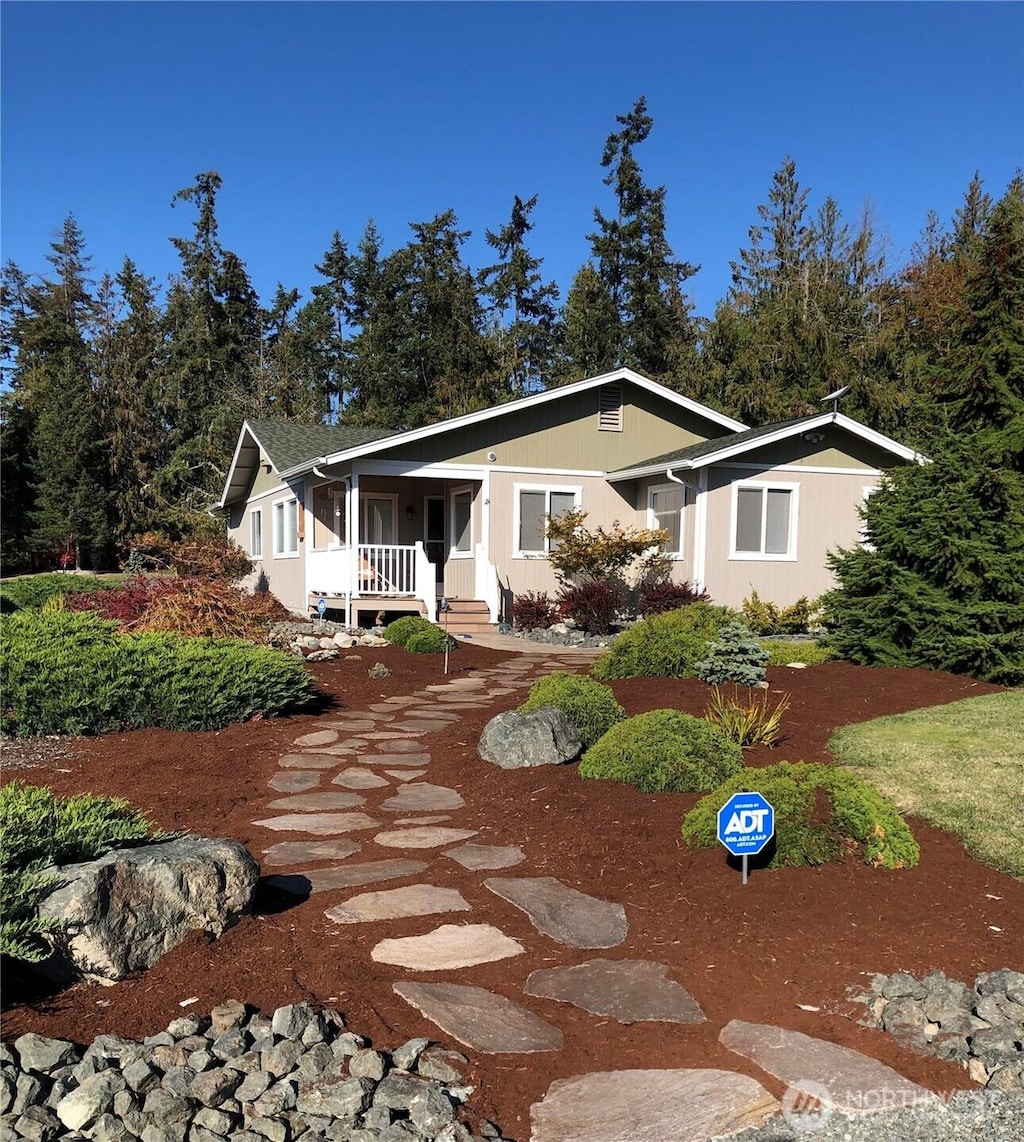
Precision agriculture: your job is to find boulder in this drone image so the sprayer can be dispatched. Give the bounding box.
[477,707,582,769]
[37,836,259,983]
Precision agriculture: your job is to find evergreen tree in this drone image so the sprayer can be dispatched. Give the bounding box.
[257,283,334,421]
[552,263,618,384]
[311,231,354,415]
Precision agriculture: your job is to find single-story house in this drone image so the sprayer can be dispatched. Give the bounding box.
[217,367,921,632]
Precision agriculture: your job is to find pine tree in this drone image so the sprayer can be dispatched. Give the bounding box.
[552,264,618,384]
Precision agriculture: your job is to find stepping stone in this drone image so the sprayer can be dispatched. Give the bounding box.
[377,697,425,708]
[266,791,366,811]
[325,884,470,924]
[529,1069,779,1142]
[394,982,562,1054]
[321,738,369,752]
[373,740,426,753]
[375,826,478,849]
[332,768,391,790]
[293,729,338,747]
[319,719,378,733]
[279,753,344,769]
[268,859,428,894]
[268,771,322,793]
[525,960,705,1024]
[254,812,379,835]
[719,1021,939,1112]
[388,769,426,779]
[364,753,432,767]
[426,679,486,691]
[381,783,465,813]
[372,924,524,971]
[362,730,425,740]
[390,721,452,733]
[394,815,453,825]
[443,844,525,871]
[406,711,459,721]
[484,877,627,948]
[262,839,361,867]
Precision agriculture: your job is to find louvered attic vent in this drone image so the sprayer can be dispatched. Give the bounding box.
[598,385,623,432]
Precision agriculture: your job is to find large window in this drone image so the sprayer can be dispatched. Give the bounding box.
[732,483,797,559]
[250,509,262,558]
[515,486,579,556]
[450,488,473,556]
[312,481,345,550]
[647,483,690,558]
[273,497,299,557]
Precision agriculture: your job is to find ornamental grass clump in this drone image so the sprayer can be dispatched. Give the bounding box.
[519,671,625,749]
[591,602,733,680]
[681,761,920,869]
[704,685,791,747]
[580,709,743,794]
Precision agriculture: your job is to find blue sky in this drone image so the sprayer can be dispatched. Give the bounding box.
[3,2,1021,318]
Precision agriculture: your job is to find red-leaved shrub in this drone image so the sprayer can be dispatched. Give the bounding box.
[512,591,558,630]
[557,582,622,635]
[67,578,178,625]
[637,580,710,617]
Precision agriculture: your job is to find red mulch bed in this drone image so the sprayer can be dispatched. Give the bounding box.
[3,647,1021,1139]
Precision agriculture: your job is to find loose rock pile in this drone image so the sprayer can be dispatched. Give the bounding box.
[848,969,1024,1090]
[268,623,390,662]
[0,1000,510,1142]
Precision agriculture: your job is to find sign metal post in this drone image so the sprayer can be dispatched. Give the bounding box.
[717,791,775,885]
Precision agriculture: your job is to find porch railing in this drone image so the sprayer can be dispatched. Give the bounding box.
[356,544,418,596]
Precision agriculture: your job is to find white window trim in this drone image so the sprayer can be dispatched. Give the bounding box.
[272,495,300,559]
[250,508,263,559]
[647,482,689,560]
[449,485,474,559]
[860,484,879,550]
[310,480,347,552]
[729,480,799,562]
[513,483,582,559]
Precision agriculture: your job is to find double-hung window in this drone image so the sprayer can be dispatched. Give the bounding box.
[515,486,579,557]
[732,483,798,559]
[250,509,263,558]
[273,497,299,557]
[450,487,473,557]
[647,483,690,558]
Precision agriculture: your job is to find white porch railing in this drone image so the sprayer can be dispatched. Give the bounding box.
[356,544,417,596]
[306,542,438,623]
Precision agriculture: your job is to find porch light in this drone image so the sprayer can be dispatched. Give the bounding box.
[406,506,415,521]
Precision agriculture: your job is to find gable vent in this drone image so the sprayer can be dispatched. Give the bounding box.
[598,385,623,432]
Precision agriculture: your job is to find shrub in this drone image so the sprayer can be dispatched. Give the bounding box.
[704,685,791,747]
[67,576,178,625]
[592,602,734,680]
[134,579,291,639]
[0,574,111,613]
[405,626,457,654]
[519,671,625,749]
[545,509,669,586]
[741,590,815,636]
[512,591,557,630]
[637,579,710,617]
[761,640,833,666]
[557,581,622,635]
[130,528,253,583]
[580,709,743,794]
[694,620,769,686]
[1,781,170,964]
[1,609,314,737]
[680,762,920,869]
[383,615,435,647]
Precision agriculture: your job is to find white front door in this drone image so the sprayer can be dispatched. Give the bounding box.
[360,496,396,544]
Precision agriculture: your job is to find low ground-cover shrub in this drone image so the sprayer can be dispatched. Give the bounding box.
[704,685,791,747]
[741,591,816,636]
[580,709,743,794]
[405,626,457,654]
[1,609,314,737]
[694,620,769,686]
[592,602,734,680]
[383,615,435,647]
[1,781,169,964]
[681,761,920,869]
[761,640,833,666]
[519,671,625,749]
[512,591,557,630]
[0,574,113,614]
[637,580,710,617]
[556,581,623,635]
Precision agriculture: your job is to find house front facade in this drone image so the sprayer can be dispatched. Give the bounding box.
[218,368,921,630]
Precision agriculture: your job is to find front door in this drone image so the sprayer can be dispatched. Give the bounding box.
[360,497,396,545]
[424,495,445,591]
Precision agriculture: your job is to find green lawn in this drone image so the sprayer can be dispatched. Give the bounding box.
[828,690,1024,879]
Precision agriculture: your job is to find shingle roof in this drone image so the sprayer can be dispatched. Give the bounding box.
[247,420,398,473]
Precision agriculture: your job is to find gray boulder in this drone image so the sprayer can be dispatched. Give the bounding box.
[478,708,582,769]
[37,836,259,983]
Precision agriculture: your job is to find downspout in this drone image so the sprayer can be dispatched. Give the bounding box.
[666,467,703,592]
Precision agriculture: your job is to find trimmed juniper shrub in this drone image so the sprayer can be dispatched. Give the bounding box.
[512,591,557,631]
[556,581,622,635]
[592,602,734,680]
[519,671,625,749]
[761,640,832,666]
[741,590,815,636]
[637,579,710,617]
[0,574,112,613]
[382,615,435,647]
[580,709,743,794]
[693,620,770,686]
[681,761,920,869]
[405,626,457,654]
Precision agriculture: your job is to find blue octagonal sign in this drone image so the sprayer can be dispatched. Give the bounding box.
[717,791,775,857]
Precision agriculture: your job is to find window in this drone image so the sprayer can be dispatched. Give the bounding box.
[598,385,623,431]
[515,486,579,556]
[732,483,797,559]
[250,509,262,558]
[859,484,879,549]
[312,482,345,550]
[647,483,690,558]
[450,488,472,556]
[273,498,299,557]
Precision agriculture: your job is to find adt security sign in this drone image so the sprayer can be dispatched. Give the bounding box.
[317,598,327,619]
[717,791,774,884]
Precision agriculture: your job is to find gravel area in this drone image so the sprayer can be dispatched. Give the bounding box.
[0,734,81,772]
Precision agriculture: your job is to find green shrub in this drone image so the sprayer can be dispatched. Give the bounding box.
[580,709,743,793]
[1,609,314,736]
[0,574,112,613]
[680,761,920,869]
[519,671,625,749]
[1,781,169,964]
[382,615,435,647]
[761,640,833,666]
[405,626,456,654]
[591,602,734,680]
[704,685,791,747]
[741,590,815,636]
[694,620,769,685]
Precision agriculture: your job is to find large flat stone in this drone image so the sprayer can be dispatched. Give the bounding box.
[325,884,471,924]
[375,827,479,849]
[525,959,705,1024]
[719,1020,940,1112]
[372,924,524,970]
[364,753,432,767]
[253,812,379,835]
[394,815,454,825]
[279,753,344,769]
[484,877,627,948]
[293,729,339,747]
[529,1069,779,1142]
[268,771,322,793]
[372,739,426,753]
[390,720,452,733]
[332,768,391,789]
[266,792,366,811]
[267,859,428,894]
[426,679,486,691]
[319,719,378,732]
[262,839,361,866]
[381,784,465,813]
[388,769,427,780]
[393,982,562,1053]
[443,844,525,871]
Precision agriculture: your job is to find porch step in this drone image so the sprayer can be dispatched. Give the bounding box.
[440,599,495,636]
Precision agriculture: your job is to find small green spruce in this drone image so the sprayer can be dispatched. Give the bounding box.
[694,620,769,686]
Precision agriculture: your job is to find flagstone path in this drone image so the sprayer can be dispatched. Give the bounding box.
[252,649,936,1140]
